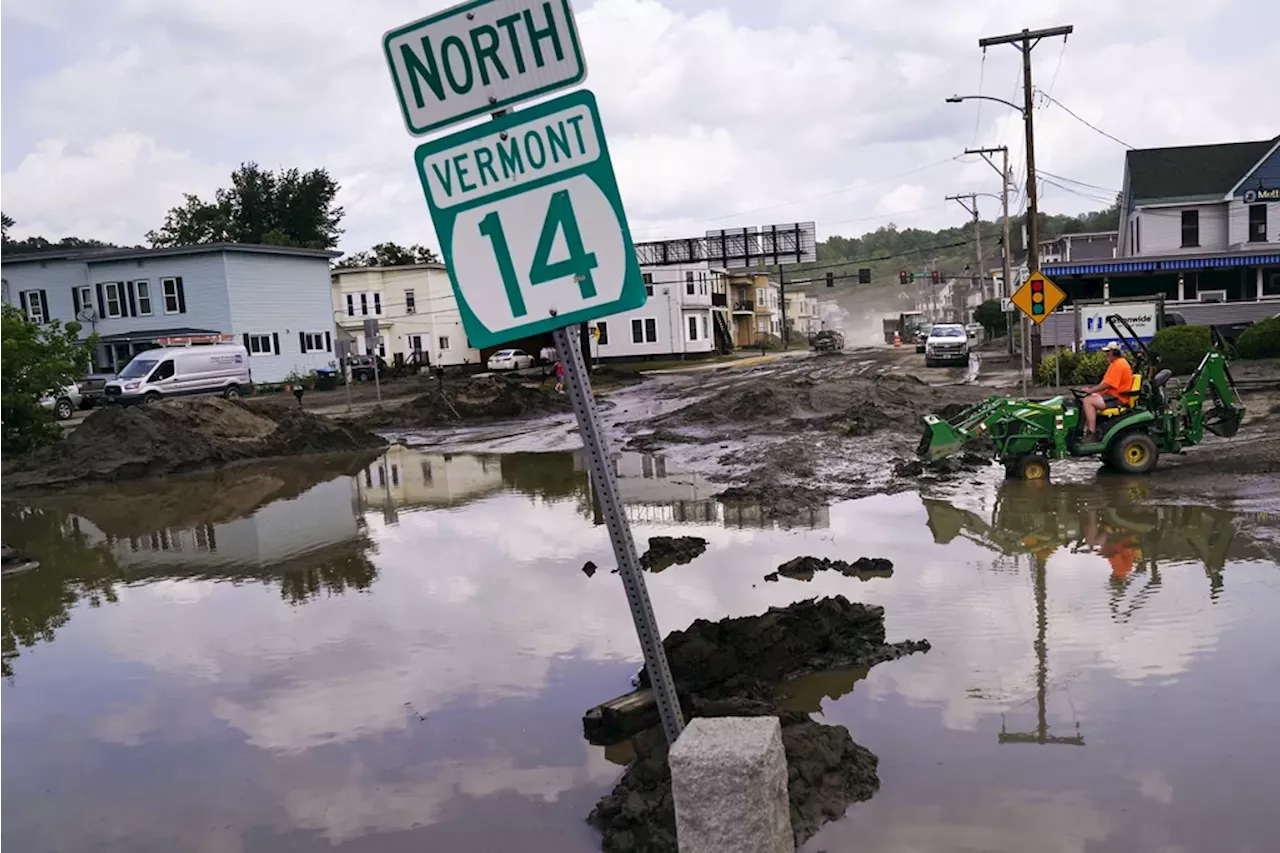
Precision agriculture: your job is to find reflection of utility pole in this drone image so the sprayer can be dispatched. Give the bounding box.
[999,553,1085,746]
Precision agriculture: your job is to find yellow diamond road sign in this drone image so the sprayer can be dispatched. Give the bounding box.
[1011,270,1066,325]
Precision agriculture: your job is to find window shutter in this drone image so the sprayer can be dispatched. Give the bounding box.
[175,277,187,313]
[272,332,280,355]
[299,331,306,353]
[39,290,48,321]
[19,291,29,318]
[325,331,332,352]
[126,281,137,317]
[243,333,250,352]
[73,287,82,316]
[96,283,106,317]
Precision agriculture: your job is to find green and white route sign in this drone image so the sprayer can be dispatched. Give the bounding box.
[413,88,646,349]
[384,0,587,136]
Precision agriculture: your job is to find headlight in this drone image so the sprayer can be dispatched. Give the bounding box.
[125,381,140,390]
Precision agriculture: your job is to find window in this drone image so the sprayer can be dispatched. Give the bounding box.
[75,285,92,318]
[631,317,658,344]
[134,281,153,316]
[1181,209,1199,248]
[20,289,49,323]
[374,292,382,315]
[643,272,653,296]
[247,334,273,354]
[405,289,416,314]
[1249,204,1267,243]
[391,464,400,487]
[438,336,450,350]
[409,335,423,352]
[1134,216,1141,253]
[688,315,699,340]
[162,277,184,313]
[1265,272,1280,297]
[104,282,124,318]
[596,321,609,345]
[686,270,695,295]
[756,288,765,304]
[150,360,176,381]
[346,293,355,316]
[301,332,326,352]
[360,293,369,315]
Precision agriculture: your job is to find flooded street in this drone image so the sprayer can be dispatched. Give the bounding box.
[4,448,1279,853]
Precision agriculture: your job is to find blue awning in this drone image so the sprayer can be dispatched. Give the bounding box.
[1044,253,1280,277]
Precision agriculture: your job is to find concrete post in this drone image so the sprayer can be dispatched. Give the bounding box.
[669,717,794,853]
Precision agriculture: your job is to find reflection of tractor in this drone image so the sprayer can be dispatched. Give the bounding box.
[919,316,1246,479]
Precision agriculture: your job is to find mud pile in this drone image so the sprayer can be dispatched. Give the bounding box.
[764,555,893,582]
[639,536,707,571]
[585,596,929,853]
[359,375,572,427]
[5,398,386,489]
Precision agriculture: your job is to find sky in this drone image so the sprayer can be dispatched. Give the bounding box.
[2,0,1277,256]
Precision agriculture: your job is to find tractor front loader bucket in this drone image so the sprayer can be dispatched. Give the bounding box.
[918,413,971,461]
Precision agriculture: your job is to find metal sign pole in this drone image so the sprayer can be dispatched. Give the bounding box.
[552,323,685,744]
[373,339,383,403]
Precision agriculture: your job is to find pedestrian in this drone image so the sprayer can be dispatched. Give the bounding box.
[554,360,565,394]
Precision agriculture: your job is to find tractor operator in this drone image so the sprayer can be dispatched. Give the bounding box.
[1079,341,1134,441]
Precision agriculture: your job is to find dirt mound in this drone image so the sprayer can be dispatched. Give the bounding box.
[764,555,893,582]
[5,398,386,489]
[359,375,572,427]
[639,536,707,571]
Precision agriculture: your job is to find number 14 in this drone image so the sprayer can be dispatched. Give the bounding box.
[478,190,599,318]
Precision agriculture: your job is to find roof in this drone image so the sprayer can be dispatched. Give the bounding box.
[1126,137,1278,203]
[1043,251,1280,277]
[1,242,341,265]
[95,327,222,344]
[330,262,446,275]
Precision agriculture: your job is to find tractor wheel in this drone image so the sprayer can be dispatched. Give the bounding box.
[1007,454,1051,481]
[1109,432,1159,475]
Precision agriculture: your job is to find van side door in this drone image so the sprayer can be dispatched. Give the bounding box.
[148,359,177,395]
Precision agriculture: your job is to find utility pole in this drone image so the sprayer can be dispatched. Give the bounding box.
[977,25,1072,376]
[945,193,982,316]
[967,146,1014,354]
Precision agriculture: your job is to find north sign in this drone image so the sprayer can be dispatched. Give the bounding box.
[384,0,587,136]
[414,89,646,349]
[1011,270,1066,325]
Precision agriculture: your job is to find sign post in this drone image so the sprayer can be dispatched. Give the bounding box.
[363,317,383,403]
[1010,270,1066,393]
[387,0,683,745]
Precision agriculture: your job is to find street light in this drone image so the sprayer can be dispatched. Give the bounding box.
[945,94,1025,114]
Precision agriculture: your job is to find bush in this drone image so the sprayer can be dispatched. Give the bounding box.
[1038,350,1075,385]
[1037,350,1108,386]
[1149,325,1212,374]
[973,299,1007,339]
[1,305,94,453]
[1236,317,1280,360]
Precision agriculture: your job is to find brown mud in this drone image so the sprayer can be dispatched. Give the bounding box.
[586,596,929,853]
[763,555,893,583]
[354,374,573,429]
[4,398,386,490]
[639,536,708,571]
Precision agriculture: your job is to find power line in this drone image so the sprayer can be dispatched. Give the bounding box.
[1037,91,1134,149]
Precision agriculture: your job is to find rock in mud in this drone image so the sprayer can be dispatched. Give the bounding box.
[763,555,893,582]
[3,398,387,490]
[357,374,572,428]
[638,536,708,572]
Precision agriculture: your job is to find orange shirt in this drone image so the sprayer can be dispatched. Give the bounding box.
[1102,357,1134,400]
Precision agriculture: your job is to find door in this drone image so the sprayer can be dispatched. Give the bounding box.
[148,359,177,395]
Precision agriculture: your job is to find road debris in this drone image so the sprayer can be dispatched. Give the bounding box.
[763,555,893,582]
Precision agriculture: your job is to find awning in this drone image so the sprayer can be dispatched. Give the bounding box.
[1044,253,1280,277]
[94,327,221,344]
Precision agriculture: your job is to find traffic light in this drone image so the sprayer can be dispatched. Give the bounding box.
[1030,276,1045,317]
[931,270,940,284]
[899,270,910,286]
[858,268,871,284]
[826,271,834,287]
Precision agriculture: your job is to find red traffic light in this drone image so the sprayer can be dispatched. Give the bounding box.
[931,270,940,284]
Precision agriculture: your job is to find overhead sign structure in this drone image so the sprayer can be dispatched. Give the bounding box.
[414,89,646,349]
[633,222,817,268]
[384,0,587,136]
[1011,270,1066,325]
[1082,302,1159,351]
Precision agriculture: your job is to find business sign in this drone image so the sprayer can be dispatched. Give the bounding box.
[1243,188,1279,203]
[414,89,645,348]
[1082,302,1158,351]
[384,0,587,136]
[1010,270,1066,325]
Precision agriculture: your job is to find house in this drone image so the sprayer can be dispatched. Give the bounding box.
[1036,135,1280,348]
[1,243,340,383]
[330,263,480,367]
[783,290,821,338]
[1038,231,1119,264]
[727,270,780,345]
[587,262,729,360]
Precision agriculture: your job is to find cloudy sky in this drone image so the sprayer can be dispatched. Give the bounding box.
[2,0,1276,256]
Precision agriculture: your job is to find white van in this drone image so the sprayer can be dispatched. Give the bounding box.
[104,344,252,404]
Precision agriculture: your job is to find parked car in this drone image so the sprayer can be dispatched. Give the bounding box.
[924,323,970,367]
[40,383,83,420]
[810,330,845,352]
[914,326,931,353]
[347,354,388,382]
[487,349,535,371]
[104,344,252,404]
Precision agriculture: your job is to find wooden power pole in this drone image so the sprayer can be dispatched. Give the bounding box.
[945,193,982,313]
[977,25,1073,376]
[967,146,1013,353]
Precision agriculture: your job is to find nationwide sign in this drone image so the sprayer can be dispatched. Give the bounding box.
[1082,303,1158,350]
[384,0,587,136]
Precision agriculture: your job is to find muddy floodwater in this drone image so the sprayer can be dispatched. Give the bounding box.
[4,447,1279,852]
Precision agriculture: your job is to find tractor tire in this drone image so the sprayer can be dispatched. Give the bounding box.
[1109,431,1159,475]
[1007,454,1051,481]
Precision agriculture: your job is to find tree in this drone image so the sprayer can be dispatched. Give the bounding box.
[146,163,344,250]
[973,299,1007,339]
[1,211,120,256]
[333,241,440,269]
[1,305,95,452]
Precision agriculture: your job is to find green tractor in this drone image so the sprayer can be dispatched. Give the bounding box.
[919,315,1245,480]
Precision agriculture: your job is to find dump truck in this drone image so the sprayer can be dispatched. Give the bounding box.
[882,312,929,348]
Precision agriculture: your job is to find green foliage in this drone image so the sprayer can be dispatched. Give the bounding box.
[334,241,440,269]
[1235,317,1280,360]
[1149,325,1213,374]
[282,370,318,390]
[1,305,94,452]
[1038,349,1109,386]
[1,210,121,256]
[973,299,1007,338]
[146,162,344,249]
